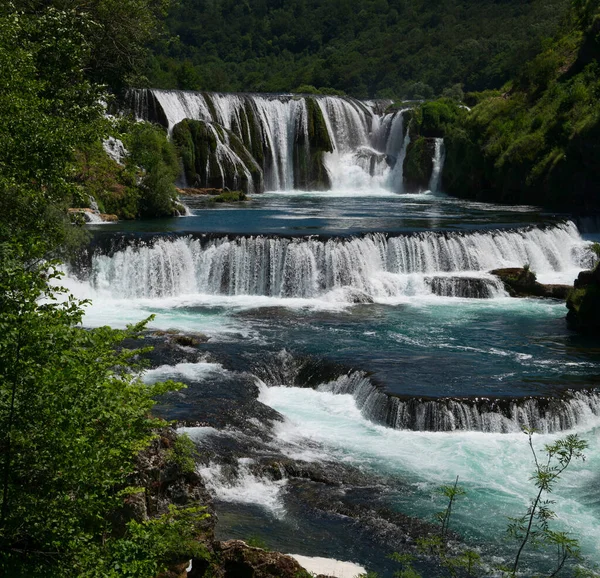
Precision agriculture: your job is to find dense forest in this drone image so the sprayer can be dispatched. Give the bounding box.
[147,0,572,98]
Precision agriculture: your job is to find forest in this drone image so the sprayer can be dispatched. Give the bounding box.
[146,0,573,98]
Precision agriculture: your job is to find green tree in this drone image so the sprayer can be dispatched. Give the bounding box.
[0,247,206,576]
[507,429,588,577]
[0,4,105,256]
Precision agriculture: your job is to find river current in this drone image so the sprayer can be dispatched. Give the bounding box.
[67,189,600,576]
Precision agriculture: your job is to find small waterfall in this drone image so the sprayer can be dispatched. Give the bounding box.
[84,221,587,300]
[428,138,445,192]
[85,212,104,224]
[256,352,600,434]
[386,124,411,193]
[322,372,600,433]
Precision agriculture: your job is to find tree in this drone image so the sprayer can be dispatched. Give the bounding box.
[507,429,588,577]
[0,247,206,577]
[21,0,172,92]
[0,4,105,256]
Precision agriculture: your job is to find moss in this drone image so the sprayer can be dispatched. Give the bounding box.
[202,91,218,122]
[403,136,435,192]
[213,191,247,203]
[174,119,263,194]
[305,97,333,152]
[567,283,600,332]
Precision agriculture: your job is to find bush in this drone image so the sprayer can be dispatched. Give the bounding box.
[0,246,208,576]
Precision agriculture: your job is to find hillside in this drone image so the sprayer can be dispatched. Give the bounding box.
[146,0,570,99]
[438,0,600,211]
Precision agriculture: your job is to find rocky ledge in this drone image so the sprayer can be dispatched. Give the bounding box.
[130,428,338,578]
[491,267,571,299]
[567,267,600,333]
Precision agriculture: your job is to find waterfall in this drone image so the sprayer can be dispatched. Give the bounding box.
[84,221,587,300]
[126,89,417,192]
[255,352,600,434]
[319,372,600,433]
[428,138,445,192]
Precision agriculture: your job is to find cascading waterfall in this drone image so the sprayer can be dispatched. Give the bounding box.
[126,89,428,192]
[254,351,600,433]
[318,371,600,433]
[85,221,588,300]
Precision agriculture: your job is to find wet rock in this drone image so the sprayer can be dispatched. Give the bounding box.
[491,267,571,299]
[207,540,329,578]
[173,119,264,194]
[403,136,436,193]
[567,267,600,333]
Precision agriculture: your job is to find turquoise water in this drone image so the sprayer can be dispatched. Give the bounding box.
[74,190,600,575]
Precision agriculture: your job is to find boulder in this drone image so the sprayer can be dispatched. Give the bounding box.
[491,267,571,299]
[567,268,600,333]
[402,136,436,193]
[205,540,326,578]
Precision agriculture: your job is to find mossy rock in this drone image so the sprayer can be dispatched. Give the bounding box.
[213,191,248,203]
[173,119,263,194]
[291,97,333,190]
[567,283,600,333]
[403,136,435,193]
[304,97,333,153]
[492,267,570,299]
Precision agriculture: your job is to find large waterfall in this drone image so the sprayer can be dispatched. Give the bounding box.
[126,89,423,193]
[84,221,587,301]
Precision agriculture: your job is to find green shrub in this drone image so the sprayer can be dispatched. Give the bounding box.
[165,434,197,475]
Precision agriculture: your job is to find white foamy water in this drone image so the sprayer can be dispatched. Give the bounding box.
[197,458,288,518]
[81,222,590,303]
[257,384,600,565]
[289,554,366,578]
[143,361,226,384]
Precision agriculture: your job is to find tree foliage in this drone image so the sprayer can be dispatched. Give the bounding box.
[441,0,600,210]
[146,0,571,98]
[0,247,210,577]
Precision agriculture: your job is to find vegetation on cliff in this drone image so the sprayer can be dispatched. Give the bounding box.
[440,0,600,211]
[74,121,182,220]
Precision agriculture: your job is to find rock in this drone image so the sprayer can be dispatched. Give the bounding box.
[292,97,333,190]
[100,213,118,222]
[152,331,210,347]
[403,136,436,193]
[173,119,264,195]
[567,268,600,333]
[208,540,318,578]
[491,267,571,299]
